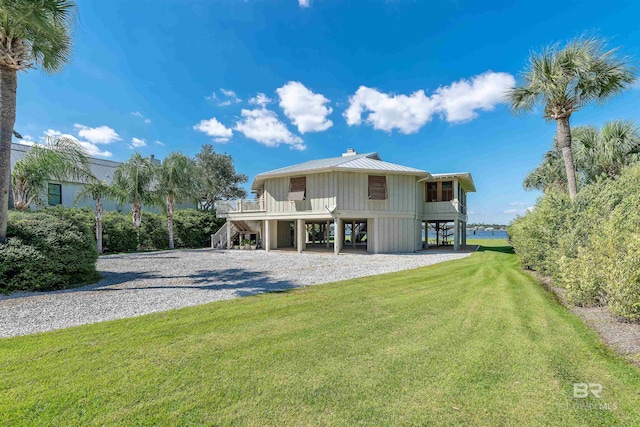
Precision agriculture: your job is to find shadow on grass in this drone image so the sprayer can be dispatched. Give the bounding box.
[478,245,514,254]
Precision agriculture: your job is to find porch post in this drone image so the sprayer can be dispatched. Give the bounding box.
[264,220,271,252]
[326,220,330,248]
[454,219,460,251]
[226,221,231,249]
[352,220,356,248]
[334,218,343,255]
[462,222,467,247]
[296,219,305,253]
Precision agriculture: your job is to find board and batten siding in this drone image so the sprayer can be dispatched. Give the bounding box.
[371,217,417,253]
[335,172,417,214]
[264,172,336,214]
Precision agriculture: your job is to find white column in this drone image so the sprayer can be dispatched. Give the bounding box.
[326,221,330,248]
[462,222,467,247]
[352,220,356,248]
[452,221,456,248]
[296,219,305,253]
[226,221,231,249]
[264,220,271,252]
[334,218,342,255]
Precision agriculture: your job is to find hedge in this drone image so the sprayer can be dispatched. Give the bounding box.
[0,211,101,292]
[509,162,640,322]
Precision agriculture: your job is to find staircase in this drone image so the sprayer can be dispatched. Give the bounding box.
[210,221,238,249]
[210,221,261,249]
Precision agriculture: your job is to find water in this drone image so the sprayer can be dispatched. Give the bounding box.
[424,229,508,241]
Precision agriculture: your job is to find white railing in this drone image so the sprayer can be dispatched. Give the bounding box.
[425,200,466,214]
[215,197,265,217]
[210,222,241,249]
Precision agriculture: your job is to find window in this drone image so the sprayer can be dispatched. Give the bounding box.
[288,176,306,201]
[48,183,62,206]
[368,175,387,200]
[441,181,453,201]
[426,182,438,202]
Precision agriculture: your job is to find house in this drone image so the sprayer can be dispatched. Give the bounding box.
[214,149,475,254]
[9,143,165,211]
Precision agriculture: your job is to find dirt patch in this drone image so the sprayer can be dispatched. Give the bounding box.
[527,271,640,366]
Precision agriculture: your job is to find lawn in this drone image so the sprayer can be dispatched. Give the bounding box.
[1,240,639,426]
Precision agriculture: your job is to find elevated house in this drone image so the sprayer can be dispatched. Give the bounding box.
[214,149,475,254]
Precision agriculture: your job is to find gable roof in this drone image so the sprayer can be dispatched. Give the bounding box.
[251,152,431,190]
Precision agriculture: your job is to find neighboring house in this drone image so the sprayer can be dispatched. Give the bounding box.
[214,149,475,254]
[9,143,167,212]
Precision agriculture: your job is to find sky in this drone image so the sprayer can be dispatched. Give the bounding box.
[13,0,640,224]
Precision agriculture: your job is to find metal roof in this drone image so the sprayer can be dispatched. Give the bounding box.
[251,152,430,190]
[421,172,477,192]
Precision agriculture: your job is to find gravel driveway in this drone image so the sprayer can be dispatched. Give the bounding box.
[0,249,472,337]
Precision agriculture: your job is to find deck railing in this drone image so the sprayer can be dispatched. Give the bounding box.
[425,200,466,215]
[216,197,265,217]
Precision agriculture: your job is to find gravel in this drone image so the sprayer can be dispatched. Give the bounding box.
[0,248,472,338]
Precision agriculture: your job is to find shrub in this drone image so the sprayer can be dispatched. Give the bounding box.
[604,235,640,322]
[140,212,169,250]
[102,212,138,253]
[173,209,225,248]
[1,211,100,292]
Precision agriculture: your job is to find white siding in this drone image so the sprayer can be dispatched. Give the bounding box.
[335,172,417,214]
[372,217,417,253]
[264,172,337,214]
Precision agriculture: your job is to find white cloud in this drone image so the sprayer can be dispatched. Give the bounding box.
[527,206,535,212]
[344,71,515,134]
[208,88,242,106]
[193,117,233,143]
[299,0,310,7]
[249,93,273,107]
[276,81,333,133]
[510,201,528,206]
[154,140,165,146]
[235,108,305,150]
[131,137,147,148]
[43,129,112,158]
[503,209,520,214]
[131,112,151,124]
[73,124,121,144]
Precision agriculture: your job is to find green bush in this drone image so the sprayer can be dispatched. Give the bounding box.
[510,162,640,322]
[102,212,138,253]
[173,209,225,248]
[0,211,100,292]
[140,212,169,250]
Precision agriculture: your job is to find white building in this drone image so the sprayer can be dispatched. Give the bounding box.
[214,149,475,254]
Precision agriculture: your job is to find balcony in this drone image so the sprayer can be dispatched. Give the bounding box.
[425,200,466,216]
[216,198,265,218]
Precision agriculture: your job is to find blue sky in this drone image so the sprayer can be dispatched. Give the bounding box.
[13,0,640,224]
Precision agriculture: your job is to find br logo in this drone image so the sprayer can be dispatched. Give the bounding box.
[573,383,603,398]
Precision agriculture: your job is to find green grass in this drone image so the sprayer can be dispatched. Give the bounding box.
[1,239,639,426]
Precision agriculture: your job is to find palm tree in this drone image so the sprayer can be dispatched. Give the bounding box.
[153,152,197,249]
[0,0,77,243]
[75,179,118,254]
[523,120,640,192]
[12,135,91,210]
[111,153,155,248]
[507,37,636,199]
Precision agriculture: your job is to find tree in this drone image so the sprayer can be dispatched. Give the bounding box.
[12,135,90,210]
[523,120,640,192]
[195,144,247,210]
[507,37,636,199]
[75,179,118,254]
[153,152,197,249]
[111,153,155,248]
[0,0,77,243]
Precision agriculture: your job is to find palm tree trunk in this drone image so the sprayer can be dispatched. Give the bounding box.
[96,196,103,254]
[167,195,175,249]
[0,68,17,243]
[556,117,578,200]
[132,201,142,250]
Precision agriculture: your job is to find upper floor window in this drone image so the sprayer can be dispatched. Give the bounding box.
[441,181,453,201]
[48,183,62,206]
[426,182,438,202]
[288,176,306,201]
[368,175,388,200]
